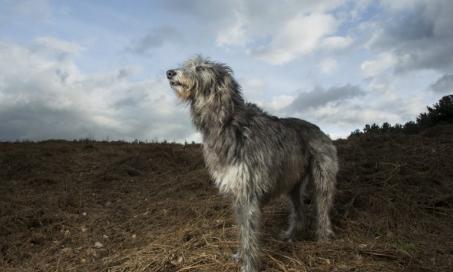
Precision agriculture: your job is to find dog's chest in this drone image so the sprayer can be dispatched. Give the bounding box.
[211,163,250,195]
[202,145,250,196]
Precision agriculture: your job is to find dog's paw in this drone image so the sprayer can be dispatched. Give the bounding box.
[317,229,334,242]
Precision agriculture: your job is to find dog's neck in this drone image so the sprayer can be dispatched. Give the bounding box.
[190,84,244,139]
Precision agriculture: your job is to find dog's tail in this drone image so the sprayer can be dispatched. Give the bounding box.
[309,138,338,241]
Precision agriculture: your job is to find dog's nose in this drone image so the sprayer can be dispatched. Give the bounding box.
[166,69,176,79]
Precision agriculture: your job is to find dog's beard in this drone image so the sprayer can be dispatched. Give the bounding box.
[171,83,191,100]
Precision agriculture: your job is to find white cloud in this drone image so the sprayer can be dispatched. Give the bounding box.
[320,36,353,50]
[365,0,453,73]
[36,36,84,55]
[313,103,401,125]
[360,53,396,77]
[265,95,295,112]
[239,78,266,99]
[276,82,431,138]
[162,1,350,64]
[0,40,194,142]
[216,11,247,47]
[251,13,338,64]
[319,58,338,74]
[2,0,448,141]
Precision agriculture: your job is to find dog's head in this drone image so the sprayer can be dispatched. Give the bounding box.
[166,56,238,103]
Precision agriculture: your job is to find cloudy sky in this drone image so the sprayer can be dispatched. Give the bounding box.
[1,0,452,142]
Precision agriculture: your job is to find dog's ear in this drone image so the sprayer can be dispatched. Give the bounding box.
[215,65,235,92]
[213,68,244,125]
[218,73,234,92]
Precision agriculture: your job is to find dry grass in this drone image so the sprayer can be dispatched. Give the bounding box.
[1,125,453,271]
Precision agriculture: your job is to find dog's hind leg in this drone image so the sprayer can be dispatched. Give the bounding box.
[234,198,262,272]
[280,176,309,241]
[311,152,337,241]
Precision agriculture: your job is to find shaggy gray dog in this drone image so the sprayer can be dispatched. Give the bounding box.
[166,56,338,272]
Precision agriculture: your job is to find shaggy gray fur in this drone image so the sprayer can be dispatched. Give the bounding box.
[167,56,338,272]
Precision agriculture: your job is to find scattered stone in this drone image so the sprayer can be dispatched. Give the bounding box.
[61,247,73,255]
[170,256,183,265]
[94,241,103,248]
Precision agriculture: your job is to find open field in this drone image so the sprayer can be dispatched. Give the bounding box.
[1,126,453,271]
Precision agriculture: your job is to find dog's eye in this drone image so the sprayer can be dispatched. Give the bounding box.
[196,66,204,72]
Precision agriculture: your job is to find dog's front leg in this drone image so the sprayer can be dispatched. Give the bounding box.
[234,198,262,272]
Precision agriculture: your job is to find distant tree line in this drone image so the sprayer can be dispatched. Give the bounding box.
[350,95,453,136]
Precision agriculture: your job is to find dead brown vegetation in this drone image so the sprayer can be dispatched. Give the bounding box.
[1,126,452,271]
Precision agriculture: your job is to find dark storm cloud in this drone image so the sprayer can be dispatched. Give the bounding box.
[0,103,100,140]
[369,0,453,73]
[0,100,193,141]
[285,84,365,113]
[430,74,453,93]
[127,26,181,55]
[370,9,434,49]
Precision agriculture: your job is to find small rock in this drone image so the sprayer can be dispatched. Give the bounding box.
[61,247,73,255]
[355,254,363,263]
[82,212,87,216]
[103,234,109,239]
[94,241,103,248]
[132,234,136,239]
[215,219,223,227]
[170,256,183,265]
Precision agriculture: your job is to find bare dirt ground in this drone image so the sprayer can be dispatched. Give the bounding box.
[1,125,453,271]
